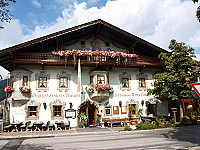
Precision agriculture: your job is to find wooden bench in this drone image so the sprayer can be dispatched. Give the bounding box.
[102,118,128,128]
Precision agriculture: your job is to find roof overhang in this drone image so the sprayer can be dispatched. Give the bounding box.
[0,19,168,71]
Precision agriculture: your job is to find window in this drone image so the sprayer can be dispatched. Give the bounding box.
[105,107,111,115]
[59,77,68,88]
[119,72,131,91]
[90,76,93,84]
[23,76,28,86]
[97,75,105,84]
[38,77,47,88]
[139,78,146,88]
[122,78,129,88]
[147,104,156,116]
[53,106,62,117]
[28,106,37,118]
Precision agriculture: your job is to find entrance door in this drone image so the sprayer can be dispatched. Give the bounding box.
[78,102,97,126]
[88,106,95,125]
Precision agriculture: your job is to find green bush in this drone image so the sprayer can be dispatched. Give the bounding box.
[136,121,155,130]
[154,119,162,126]
[190,119,197,125]
[180,117,197,125]
[0,123,1,132]
[163,118,169,125]
[124,125,132,131]
[170,118,175,124]
[172,122,181,127]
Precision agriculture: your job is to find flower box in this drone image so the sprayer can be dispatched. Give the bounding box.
[19,86,31,93]
[4,85,15,93]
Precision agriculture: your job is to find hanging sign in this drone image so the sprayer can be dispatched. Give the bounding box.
[65,109,76,118]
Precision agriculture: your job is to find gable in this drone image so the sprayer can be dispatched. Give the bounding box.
[0,19,168,71]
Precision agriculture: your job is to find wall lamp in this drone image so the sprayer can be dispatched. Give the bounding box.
[43,102,47,110]
[141,100,144,107]
[119,100,122,107]
[69,102,73,109]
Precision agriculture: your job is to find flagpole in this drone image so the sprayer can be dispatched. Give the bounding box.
[77,58,81,92]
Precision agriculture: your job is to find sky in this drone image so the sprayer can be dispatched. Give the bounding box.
[0,0,200,78]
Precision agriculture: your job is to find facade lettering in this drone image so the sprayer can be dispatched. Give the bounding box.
[115,93,147,97]
[32,93,80,98]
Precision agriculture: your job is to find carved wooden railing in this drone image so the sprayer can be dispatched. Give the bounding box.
[14,53,162,67]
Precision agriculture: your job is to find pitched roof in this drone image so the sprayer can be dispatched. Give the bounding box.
[0,19,168,71]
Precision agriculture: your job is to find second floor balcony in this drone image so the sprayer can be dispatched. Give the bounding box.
[14,52,162,68]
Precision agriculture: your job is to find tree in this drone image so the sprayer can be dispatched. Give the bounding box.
[148,39,200,119]
[192,0,200,22]
[0,0,16,28]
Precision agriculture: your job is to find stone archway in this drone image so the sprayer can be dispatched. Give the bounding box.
[77,99,99,126]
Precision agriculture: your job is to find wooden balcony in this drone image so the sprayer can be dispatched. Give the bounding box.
[14,52,162,68]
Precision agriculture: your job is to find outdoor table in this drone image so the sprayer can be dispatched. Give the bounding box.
[33,122,44,131]
[55,121,64,130]
[11,122,22,132]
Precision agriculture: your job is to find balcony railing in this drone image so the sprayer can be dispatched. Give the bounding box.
[14,52,162,67]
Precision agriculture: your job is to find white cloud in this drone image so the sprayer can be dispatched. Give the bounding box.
[1,0,200,58]
[0,19,26,49]
[31,0,41,8]
[0,66,9,79]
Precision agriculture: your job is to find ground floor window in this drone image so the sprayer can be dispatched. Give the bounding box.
[28,106,37,118]
[147,104,156,116]
[53,105,62,117]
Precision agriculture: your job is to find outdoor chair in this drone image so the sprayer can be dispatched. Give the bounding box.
[62,121,70,130]
[48,122,55,131]
[42,121,50,131]
[27,123,34,132]
[3,122,12,132]
[21,121,31,132]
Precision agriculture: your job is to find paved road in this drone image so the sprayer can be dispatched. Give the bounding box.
[1,126,200,150]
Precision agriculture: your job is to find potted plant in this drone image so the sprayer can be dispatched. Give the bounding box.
[19,86,31,93]
[129,105,135,119]
[129,105,137,125]
[78,112,88,128]
[137,108,143,121]
[96,115,101,127]
[4,85,15,93]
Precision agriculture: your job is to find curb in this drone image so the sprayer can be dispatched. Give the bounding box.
[0,130,118,139]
